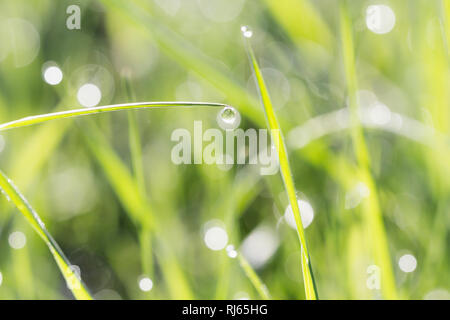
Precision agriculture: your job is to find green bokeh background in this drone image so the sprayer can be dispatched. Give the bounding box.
[0,0,448,299]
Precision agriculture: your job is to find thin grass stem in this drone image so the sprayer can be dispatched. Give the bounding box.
[238,253,271,300]
[339,1,397,299]
[243,33,318,300]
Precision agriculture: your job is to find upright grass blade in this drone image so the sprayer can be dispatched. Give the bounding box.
[122,77,154,279]
[243,33,318,300]
[81,123,194,299]
[0,170,93,300]
[82,122,156,230]
[441,0,450,58]
[339,1,397,299]
[213,168,268,299]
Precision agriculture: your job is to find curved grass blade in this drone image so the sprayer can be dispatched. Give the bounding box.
[243,33,318,300]
[0,170,93,300]
[0,101,228,132]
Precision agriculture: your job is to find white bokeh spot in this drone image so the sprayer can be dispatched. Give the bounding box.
[398,254,417,273]
[43,66,63,85]
[366,5,396,34]
[138,277,153,292]
[8,231,27,249]
[204,226,229,251]
[77,83,102,107]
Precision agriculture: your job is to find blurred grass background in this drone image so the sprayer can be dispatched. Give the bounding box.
[0,0,449,299]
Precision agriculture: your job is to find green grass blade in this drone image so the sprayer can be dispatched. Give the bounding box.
[339,1,397,299]
[100,0,265,126]
[0,170,93,300]
[243,34,318,300]
[0,102,228,132]
[264,0,333,51]
[81,123,194,299]
[100,0,363,205]
[82,123,156,231]
[441,0,450,57]
[122,77,154,280]
[238,253,271,300]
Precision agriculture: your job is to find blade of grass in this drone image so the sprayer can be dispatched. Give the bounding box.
[264,0,333,51]
[81,122,194,299]
[339,1,397,299]
[214,168,266,299]
[11,220,35,298]
[100,0,368,216]
[0,170,93,300]
[243,33,318,300]
[81,122,156,231]
[0,102,228,132]
[0,101,227,299]
[238,252,271,300]
[100,0,265,126]
[441,0,450,58]
[122,76,154,279]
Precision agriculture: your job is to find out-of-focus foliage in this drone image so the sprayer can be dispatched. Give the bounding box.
[0,0,448,300]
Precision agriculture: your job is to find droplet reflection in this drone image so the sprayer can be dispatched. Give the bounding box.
[217,106,241,130]
[241,26,253,38]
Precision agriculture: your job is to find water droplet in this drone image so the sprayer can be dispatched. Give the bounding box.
[66,265,82,290]
[226,244,238,258]
[241,26,253,38]
[0,186,11,202]
[217,106,241,130]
